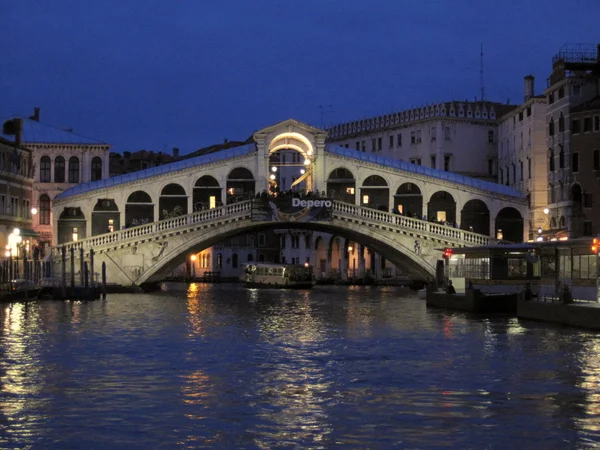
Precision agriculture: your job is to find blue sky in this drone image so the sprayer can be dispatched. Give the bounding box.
[1,0,599,154]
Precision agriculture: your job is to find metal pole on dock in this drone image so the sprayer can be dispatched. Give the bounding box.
[90,249,95,287]
[101,262,107,300]
[61,247,67,299]
[84,262,90,300]
[70,247,76,299]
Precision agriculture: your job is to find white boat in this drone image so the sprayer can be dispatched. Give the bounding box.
[241,263,315,289]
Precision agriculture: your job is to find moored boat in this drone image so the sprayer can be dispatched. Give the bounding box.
[241,263,315,289]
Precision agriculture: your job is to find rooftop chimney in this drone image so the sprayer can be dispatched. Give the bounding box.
[524,75,535,101]
[172,147,179,158]
[29,107,40,122]
[2,118,23,146]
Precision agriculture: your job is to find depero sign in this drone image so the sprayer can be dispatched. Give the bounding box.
[291,198,333,208]
[251,196,333,222]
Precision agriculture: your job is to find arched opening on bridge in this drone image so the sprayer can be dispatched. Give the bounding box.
[226,167,255,203]
[428,191,456,224]
[326,168,355,203]
[268,132,315,192]
[193,175,222,211]
[495,207,524,243]
[126,191,154,228]
[460,199,490,235]
[57,207,86,244]
[314,235,327,277]
[570,183,583,237]
[159,184,188,220]
[360,175,389,211]
[394,183,422,217]
[268,150,310,194]
[92,199,120,236]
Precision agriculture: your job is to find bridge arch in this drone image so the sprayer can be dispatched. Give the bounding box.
[57,207,86,244]
[159,183,187,220]
[460,199,490,235]
[327,167,356,203]
[92,199,120,235]
[394,182,423,218]
[359,174,389,211]
[193,175,222,211]
[428,191,456,224]
[125,190,154,227]
[226,167,255,201]
[495,207,524,242]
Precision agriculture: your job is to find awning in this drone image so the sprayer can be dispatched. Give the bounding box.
[17,228,40,238]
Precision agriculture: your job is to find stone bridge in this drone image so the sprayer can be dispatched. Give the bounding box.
[50,199,500,288]
[49,118,528,287]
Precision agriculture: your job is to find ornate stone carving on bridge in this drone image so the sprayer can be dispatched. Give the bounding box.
[152,241,168,262]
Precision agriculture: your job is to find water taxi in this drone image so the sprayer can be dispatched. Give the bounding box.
[241,263,315,289]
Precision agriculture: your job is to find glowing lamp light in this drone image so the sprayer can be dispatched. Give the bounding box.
[536,236,544,242]
[592,238,599,254]
[271,166,277,172]
[13,228,20,236]
[543,208,549,215]
[304,262,309,267]
[31,207,38,215]
[300,169,305,174]
[269,174,276,180]
[443,248,453,259]
[191,254,197,262]
[307,150,313,155]
[303,159,310,165]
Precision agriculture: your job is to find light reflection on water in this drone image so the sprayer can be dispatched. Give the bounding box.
[0,284,599,448]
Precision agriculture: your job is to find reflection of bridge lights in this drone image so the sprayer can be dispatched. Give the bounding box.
[303,159,310,165]
[271,166,277,172]
[269,174,276,180]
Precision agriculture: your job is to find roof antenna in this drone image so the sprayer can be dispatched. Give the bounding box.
[479,43,485,102]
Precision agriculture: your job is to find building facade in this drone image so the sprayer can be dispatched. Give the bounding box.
[1,108,111,247]
[498,76,549,240]
[0,128,35,257]
[544,44,600,239]
[326,100,517,181]
[569,98,600,237]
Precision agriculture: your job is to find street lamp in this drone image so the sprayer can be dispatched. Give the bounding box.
[190,254,197,279]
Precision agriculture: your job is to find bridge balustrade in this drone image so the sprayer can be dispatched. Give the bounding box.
[332,202,494,246]
[51,200,495,258]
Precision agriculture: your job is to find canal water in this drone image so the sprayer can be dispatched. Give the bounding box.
[1,284,599,449]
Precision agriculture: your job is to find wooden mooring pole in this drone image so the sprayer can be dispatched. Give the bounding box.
[70,247,75,299]
[101,262,107,300]
[61,247,67,299]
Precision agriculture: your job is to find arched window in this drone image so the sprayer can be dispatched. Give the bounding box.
[549,118,555,136]
[68,156,80,183]
[91,157,102,181]
[40,194,51,225]
[54,156,65,183]
[40,156,51,182]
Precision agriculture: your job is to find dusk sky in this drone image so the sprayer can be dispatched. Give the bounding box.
[2,0,599,155]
